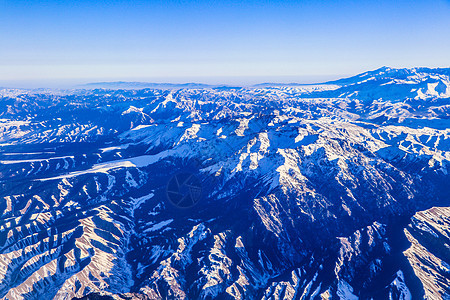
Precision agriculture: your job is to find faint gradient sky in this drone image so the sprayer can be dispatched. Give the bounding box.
[1,0,450,86]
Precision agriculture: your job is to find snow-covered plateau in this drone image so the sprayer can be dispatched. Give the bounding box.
[0,67,449,299]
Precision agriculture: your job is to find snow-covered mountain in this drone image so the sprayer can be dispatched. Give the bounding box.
[0,67,449,299]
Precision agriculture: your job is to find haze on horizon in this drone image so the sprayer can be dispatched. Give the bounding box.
[1,0,449,88]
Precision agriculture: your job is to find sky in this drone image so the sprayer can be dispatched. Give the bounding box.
[0,0,450,87]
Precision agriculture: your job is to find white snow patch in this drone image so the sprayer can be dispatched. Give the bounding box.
[144,219,173,233]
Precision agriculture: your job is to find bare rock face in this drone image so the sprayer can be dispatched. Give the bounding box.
[0,67,449,299]
[403,207,450,299]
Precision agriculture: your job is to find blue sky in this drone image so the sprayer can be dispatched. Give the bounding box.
[1,0,449,86]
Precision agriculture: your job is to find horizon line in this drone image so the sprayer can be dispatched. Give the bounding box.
[1,65,449,90]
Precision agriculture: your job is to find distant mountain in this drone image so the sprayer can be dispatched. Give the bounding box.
[0,67,449,299]
[307,66,450,103]
[79,81,214,89]
[326,66,450,85]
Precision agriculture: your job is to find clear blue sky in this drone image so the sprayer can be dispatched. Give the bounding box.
[1,0,449,86]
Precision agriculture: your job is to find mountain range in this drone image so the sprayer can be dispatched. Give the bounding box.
[0,67,449,299]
